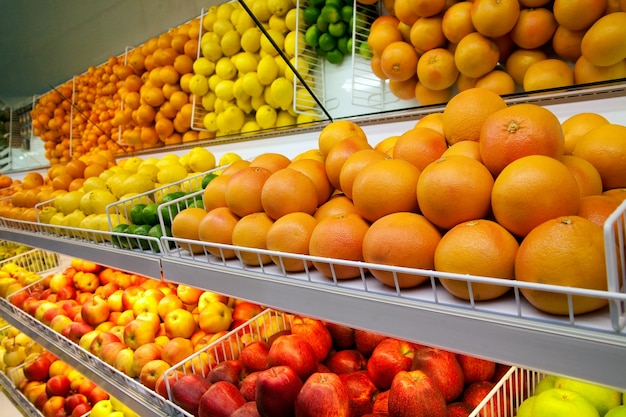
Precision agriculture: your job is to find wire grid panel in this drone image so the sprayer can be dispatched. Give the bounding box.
[163,308,293,398]
[190,7,210,132]
[0,248,62,276]
[605,199,626,330]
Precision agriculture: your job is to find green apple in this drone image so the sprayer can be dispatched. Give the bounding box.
[606,405,626,417]
[534,375,558,395]
[516,395,536,417]
[554,377,621,416]
[532,388,599,417]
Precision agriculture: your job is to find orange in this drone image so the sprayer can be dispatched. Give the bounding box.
[352,159,421,222]
[441,140,482,162]
[576,194,622,227]
[414,112,445,136]
[515,216,608,315]
[562,155,604,198]
[261,168,319,220]
[318,121,369,156]
[454,32,500,79]
[551,26,585,62]
[367,22,404,58]
[580,12,626,67]
[65,160,87,179]
[392,127,448,171]
[510,7,557,49]
[266,212,318,272]
[370,56,388,80]
[470,0,521,38]
[573,55,626,85]
[374,135,399,156]
[435,219,519,300]
[475,70,516,95]
[339,149,389,199]
[572,124,626,190]
[143,86,166,107]
[417,155,495,230]
[52,173,73,191]
[220,159,251,176]
[288,158,333,206]
[394,0,420,25]
[410,15,446,54]
[308,213,370,279]
[68,178,85,192]
[389,77,420,101]
[83,163,105,179]
[197,207,240,259]
[325,138,373,191]
[171,207,208,254]
[491,155,581,237]
[414,81,453,105]
[380,41,419,82]
[416,48,459,91]
[314,195,358,221]
[442,1,476,44]
[231,212,275,266]
[407,0,446,17]
[203,174,232,211]
[505,48,548,87]
[442,87,507,145]
[363,212,442,288]
[603,188,626,202]
[561,112,610,155]
[553,0,608,31]
[224,166,273,217]
[22,172,44,189]
[479,103,565,177]
[249,152,292,173]
[523,58,574,92]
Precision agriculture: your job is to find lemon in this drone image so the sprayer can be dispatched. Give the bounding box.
[65,209,87,229]
[188,147,217,173]
[193,57,216,76]
[213,18,234,37]
[241,120,262,134]
[215,57,237,80]
[232,78,250,101]
[98,168,116,183]
[121,173,155,196]
[230,6,242,25]
[202,91,217,111]
[216,106,245,134]
[188,74,210,96]
[241,27,262,53]
[221,30,242,57]
[268,0,291,17]
[250,0,272,22]
[284,30,304,58]
[106,170,133,199]
[157,163,189,184]
[237,97,254,114]
[38,206,58,224]
[285,8,301,31]
[219,152,243,166]
[179,153,190,170]
[251,93,267,111]
[270,77,294,110]
[297,110,321,124]
[236,11,256,35]
[269,15,288,34]
[295,87,316,111]
[274,55,286,76]
[257,54,279,85]
[136,163,160,182]
[234,51,258,74]
[208,74,222,92]
[255,104,278,129]
[180,173,204,193]
[80,189,118,215]
[139,157,159,167]
[242,72,264,97]
[158,154,181,166]
[119,156,143,173]
[260,29,285,56]
[54,190,85,215]
[201,32,223,61]
[276,110,297,128]
[215,79,236,102]
[216,2,234,20]
[82,177,107,192]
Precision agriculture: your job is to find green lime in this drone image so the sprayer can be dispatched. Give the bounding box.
[320,5,341,24]
[305,25,322,48]
[310,0,325,8]
[358,41,373,59]
[341,5,353,23]
[316,15,329,32]
[129,204,147,225]
[328,21,347,38]
[318,33,337,51]
[202,173,218,189]
[188,199,205,209]
[132,224,152,250]
[326,48,345,65]
[141,203,160,226]
[315,45,328,57]
[162,191,187,203]
[160,191,187,225]
[147,225,165,252]
[112,224,131,249]
[303,5,321,25]
[337,36,349,55]
[325,0,344,9]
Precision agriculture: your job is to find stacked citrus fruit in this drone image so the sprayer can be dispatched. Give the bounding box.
[302,0,355,65]
[366,0,626,103]
[173,87,626,318]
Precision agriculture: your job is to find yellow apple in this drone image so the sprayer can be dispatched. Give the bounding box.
[176,284,204,305]
[116,309,135,326]
[123,318,159,350]
[139,359,171,390]
[163,308,198,339]
[198,301,233,334]
[157,294,184,320]
[198,291,231,311]
[132,294,160,317]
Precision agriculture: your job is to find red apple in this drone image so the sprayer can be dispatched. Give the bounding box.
[77,379,96,398]
[295,372,350,417]
[81,295,110,327]
[324,349,367,374]
[372,390,389,415]
[99,341,127,366]
[338,370,379,417]
[56,285,77,301]
[239,340,270,373]
[49,314,74,334]
[255,365,303,417]
[49,273,73,293]
[72,271,99,292]
[290,316,333,362]
[163,307,198,339]
[198,380,247,417]
[161,337,194,367]
[64,393,89,415]
[24,354,53,382]
[232,301,264,323]
[89,331,120,358]
[107,289,125,312]
[46,374,71,397]
[176,284,204,305]
[325,322,356,350]
[447,401,475,417]
[94,281,119,299]
[62,322,94,344]
[131,342,163,376]
[70,402,91,417]
[411,346,465,403]
[456,354,496,384]
[139,359,171,390]
[171,373,212,415]
[87,385,109,405]
[9,288,30,309]
[34,390,49,411]
[122,286,145,311]
[232,401,261,417]
[155,369,184,399]
[123,318,159,350]
[268,334,318,381]
[366,338,417,390]
[388,370,447,417]
[34,301,58,322]
[207,359,245,387]
[462,381,502,417]
[113,346,137,377]
[42,395,66,417]
[355,329,388,358]
[23,381,46,404]
[240,371,261,402]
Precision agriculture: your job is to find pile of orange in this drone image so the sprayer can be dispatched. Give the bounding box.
[366,0,626,103]
[172,89,626,318]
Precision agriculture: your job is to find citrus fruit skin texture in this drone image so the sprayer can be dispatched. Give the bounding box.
[572,124,626,190]
[197,207,240,260]
[362,212,442,289]
[171,207,208,254]
[266,212,318,272]
[515,216,608,315]
[435,219,519,301]
[231,212,275,266]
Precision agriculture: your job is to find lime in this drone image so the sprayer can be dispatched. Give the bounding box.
[326,48,345,65]
[341,5,353,23]
[305,25,322,48]
[132,224,152,250]
[316,15,329,33]
[202,173,219,189]
[320,5,341,24]
[311,0,325,8]
[337,36,349,55]
[328,21,347,38]
[141,203,160,226]
[112,224,131,249]
[325,0,344,9]
[303,6,321,25]
[129,204,147,225]
[318,33,337,51]
[358,41,373,59]
[315,46,328,57]
[160,191,187,225]
[147,225,165,252]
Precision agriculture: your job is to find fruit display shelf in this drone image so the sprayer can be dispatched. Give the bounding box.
[0,356,43,417]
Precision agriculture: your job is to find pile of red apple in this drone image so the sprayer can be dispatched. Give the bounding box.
[162,316,510,417]
[13,350,110,417]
